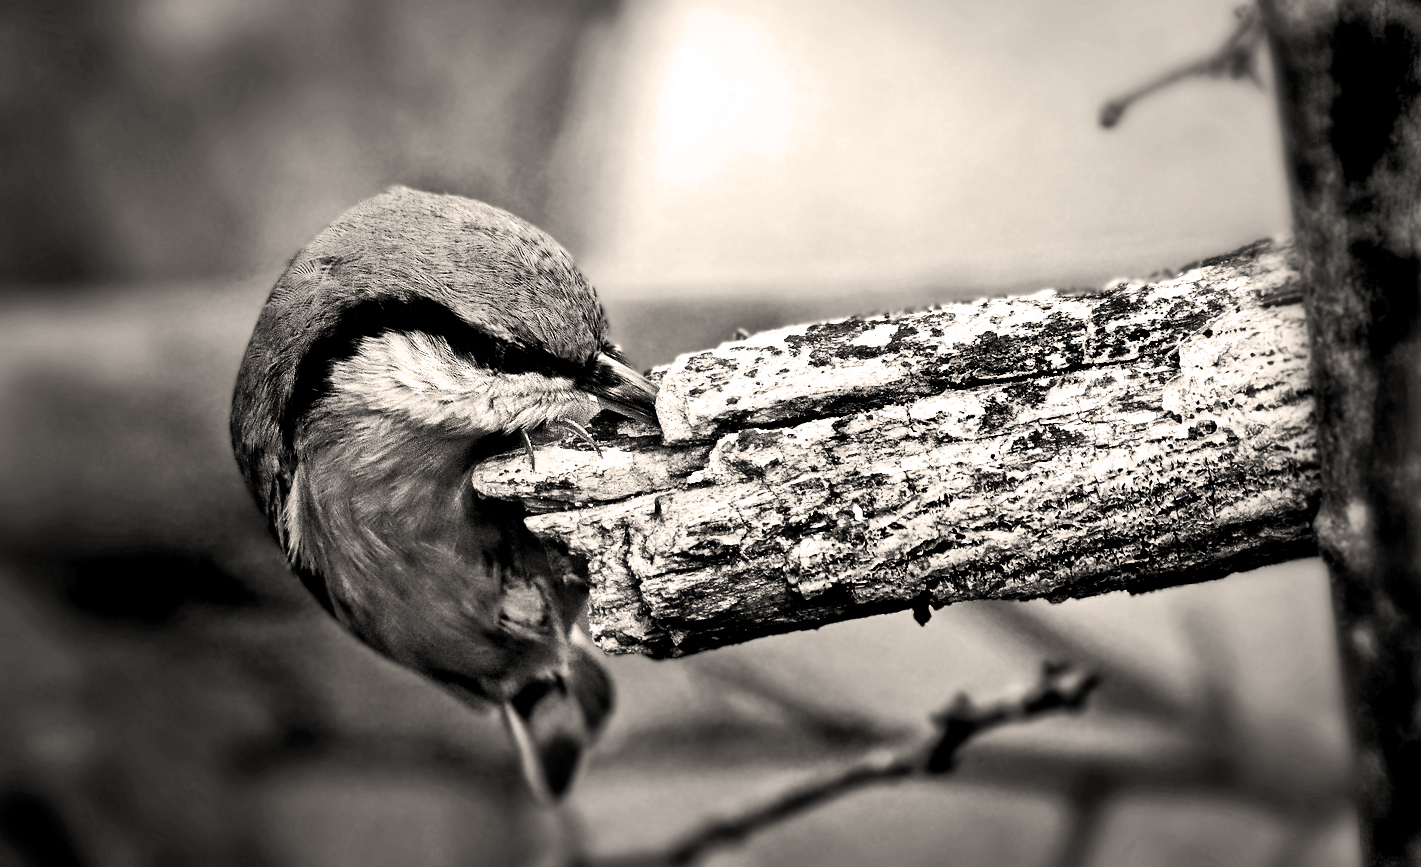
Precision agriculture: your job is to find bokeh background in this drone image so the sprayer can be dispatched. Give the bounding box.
[1,0,1356,864]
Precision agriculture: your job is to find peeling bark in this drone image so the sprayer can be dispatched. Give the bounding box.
[472,240,1319,657]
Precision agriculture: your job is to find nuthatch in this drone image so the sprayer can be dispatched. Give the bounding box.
[230,186,656,799]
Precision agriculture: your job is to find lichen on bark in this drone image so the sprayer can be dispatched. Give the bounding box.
[473,239,1319,657]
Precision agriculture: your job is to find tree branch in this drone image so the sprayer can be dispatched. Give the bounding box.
[473,239,1319,656]
[585,663,1099,867]
[1099,4,1266,128]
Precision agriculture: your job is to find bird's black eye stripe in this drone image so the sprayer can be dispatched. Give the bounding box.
[282,296,592,446]
[579,345,633,393]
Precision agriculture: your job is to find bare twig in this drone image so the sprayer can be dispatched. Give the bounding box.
[1100,3,1265,128]
[585,663,1100,867]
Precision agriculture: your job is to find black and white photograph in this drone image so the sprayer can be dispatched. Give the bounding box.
[3,1,1416,864]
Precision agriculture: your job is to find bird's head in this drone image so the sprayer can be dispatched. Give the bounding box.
[231,186,653,799]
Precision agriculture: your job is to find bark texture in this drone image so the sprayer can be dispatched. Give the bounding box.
[473,240,1320,657]
[1260,2,1421,862]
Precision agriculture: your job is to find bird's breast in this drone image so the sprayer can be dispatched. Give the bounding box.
[288,408,577,695]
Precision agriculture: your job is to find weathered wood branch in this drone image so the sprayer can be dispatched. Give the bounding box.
[473,240,1320,657]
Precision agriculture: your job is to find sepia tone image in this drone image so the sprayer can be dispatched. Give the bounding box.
[6,1,1410,864]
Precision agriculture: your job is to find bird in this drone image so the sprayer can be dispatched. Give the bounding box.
[230,186,657,800]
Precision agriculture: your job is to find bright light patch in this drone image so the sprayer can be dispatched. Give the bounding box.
[652,4,804,191]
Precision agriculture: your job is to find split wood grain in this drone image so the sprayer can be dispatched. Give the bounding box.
[472,239,1319,657]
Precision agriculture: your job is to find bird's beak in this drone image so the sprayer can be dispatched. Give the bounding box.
[586,352,659,427]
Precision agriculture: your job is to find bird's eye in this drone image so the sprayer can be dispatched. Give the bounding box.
[282,296,588,446]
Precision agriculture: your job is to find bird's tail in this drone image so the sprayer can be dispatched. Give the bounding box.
[501,631,613,802]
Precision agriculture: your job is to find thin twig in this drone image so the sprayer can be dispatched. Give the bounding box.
[585,662,1100,867]
[1100,3,1265,128]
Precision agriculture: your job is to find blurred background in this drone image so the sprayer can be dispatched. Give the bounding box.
[0,0,1354,864]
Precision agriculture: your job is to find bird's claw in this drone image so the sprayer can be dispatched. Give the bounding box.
[559,419,603,458]
[519,420,604,472]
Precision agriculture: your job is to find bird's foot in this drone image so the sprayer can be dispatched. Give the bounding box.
[518,420,605,471]
[558,419,603,458]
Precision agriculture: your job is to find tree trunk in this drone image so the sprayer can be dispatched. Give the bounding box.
[1259,1,1421,862]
